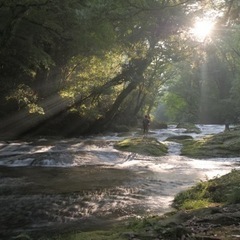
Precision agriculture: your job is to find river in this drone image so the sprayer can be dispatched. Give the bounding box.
[0,124,239,238]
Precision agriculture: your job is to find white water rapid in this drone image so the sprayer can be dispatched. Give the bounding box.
[0,124,239,235]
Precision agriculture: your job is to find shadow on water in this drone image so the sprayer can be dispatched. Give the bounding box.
[0,165,137,194]
[0,165,158,238]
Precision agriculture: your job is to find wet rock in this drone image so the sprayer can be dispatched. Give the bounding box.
[114,137,168,156]
[166,135,193,141]
[181,129,240,158]
[176,123,201,134]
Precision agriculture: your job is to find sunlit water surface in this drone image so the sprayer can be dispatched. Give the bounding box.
[0,124,239,235]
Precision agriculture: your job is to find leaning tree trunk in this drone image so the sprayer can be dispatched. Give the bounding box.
[89,57,151,132]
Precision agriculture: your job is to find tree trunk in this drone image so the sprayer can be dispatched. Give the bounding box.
[89,57,151,132]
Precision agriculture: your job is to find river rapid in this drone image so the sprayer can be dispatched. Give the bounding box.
[0,124,240,238]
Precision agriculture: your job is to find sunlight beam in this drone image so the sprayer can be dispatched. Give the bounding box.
[191,19,215,42]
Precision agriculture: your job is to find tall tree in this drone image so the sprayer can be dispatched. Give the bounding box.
[0,0,207,137]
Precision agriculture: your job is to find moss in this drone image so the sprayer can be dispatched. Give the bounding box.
[165,135,193,141]
[181,129,240,158]
[173,169,240,210]
[114,137,168,156]
[180,199,211,210]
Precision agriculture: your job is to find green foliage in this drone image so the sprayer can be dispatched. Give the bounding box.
[161,92,187,122]
[6,84,44,114]
[157,5,240,124]
[173,180,211,209]
[180,199,211,210]
[2,0,238,135]
[60,50,126,119]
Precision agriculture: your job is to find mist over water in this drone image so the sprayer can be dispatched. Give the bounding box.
[0,124,239,235]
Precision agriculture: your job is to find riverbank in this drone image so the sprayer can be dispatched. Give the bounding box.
[16,169,240,240]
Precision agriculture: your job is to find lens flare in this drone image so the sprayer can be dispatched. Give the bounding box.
[191,19,215,41]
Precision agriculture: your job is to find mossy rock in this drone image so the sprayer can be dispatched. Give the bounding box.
[173,169,240,210]
[114,137,168,156]
[166,135,193,141]
[181,129,240,158]
[176,123,201,134]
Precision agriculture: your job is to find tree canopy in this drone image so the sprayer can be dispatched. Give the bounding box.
[0,0,239,138]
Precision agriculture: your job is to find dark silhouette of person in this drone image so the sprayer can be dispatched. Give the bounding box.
[143,115,150,134]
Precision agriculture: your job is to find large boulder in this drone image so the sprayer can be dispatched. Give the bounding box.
[181,129,240,158]
[114,137,168,156]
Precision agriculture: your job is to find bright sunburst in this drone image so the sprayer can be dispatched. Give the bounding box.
[191,19,215,42]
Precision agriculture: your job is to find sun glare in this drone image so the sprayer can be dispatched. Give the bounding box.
[191,19,215,42]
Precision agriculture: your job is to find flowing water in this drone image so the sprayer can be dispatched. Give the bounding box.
[0,125,240,237]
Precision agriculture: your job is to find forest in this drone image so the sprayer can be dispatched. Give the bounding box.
[0,0,240,139]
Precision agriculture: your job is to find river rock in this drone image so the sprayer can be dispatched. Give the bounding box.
[177,123,201,134]
[181,129,240,158]
[114,137,168,156]
[166,135,193,141]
